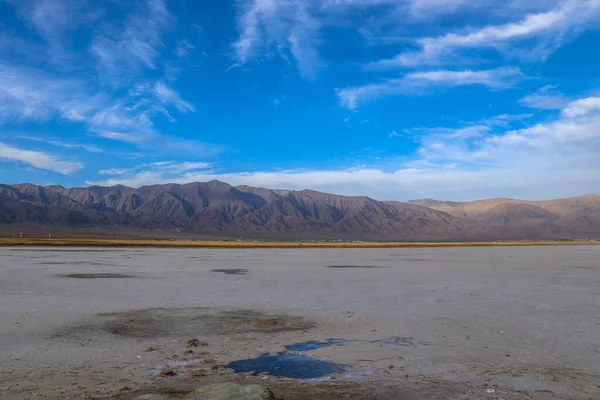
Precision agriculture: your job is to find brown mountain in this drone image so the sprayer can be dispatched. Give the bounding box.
[409,194,600,239]
[0,181,598,240]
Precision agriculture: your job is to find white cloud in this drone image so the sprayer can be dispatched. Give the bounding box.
[232,0,322,79]
[337,67,522,109]
[7,0,97,65]
[323,0,477,18]
[96,131,151,144]
[90,0,171,86]
[0,142,82,174]
[90,95,600,200]
[99,168,129,176]
[92,160,212,185]
[99,161,211,177]
[368,0,600,68]
[175,40,195,58]
[480,113,533,127]
[154,81,195,112]
[0,62,205,155]
[407,68,522,87]
[561,97,600,117]
[520,85,569,109]
[16,135,102,153]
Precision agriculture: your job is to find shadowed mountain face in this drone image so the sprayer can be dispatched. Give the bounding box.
[0,181,599,240]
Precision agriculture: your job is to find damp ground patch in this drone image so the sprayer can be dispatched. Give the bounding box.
[325,265,389,269]
[58,273,137,279]
[226,354,346,379]
[53,308,315,339]
[211,268,249,275]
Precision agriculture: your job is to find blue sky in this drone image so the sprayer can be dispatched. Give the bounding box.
[1,0,599,201]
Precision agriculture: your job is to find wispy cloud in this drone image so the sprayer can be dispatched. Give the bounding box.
[7,0,98,66]
[154,81,195,112]
[0,62,209,155]
[367,0,600,68]
[98,168,129,176]
[16,135,102,153]
[92,160,212,185]
[337,67,522,109]
[175,39,195,58]
[520,85,570,109]
[0,142,82,174]
[232,0,322,79]
[96,131,151,144]
[323,0,475,19]
[90,0,171,86]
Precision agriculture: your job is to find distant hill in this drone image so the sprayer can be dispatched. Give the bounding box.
[408,195,600,240]
[1,181,599,240]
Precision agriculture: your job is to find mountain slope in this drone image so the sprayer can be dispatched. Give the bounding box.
[0,182,598,240]
[409,195,600,239]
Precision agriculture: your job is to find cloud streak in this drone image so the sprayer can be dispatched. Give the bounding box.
[337,67,522,109]
[368,0,600,68]
[16,136,102,153]
[90,0,171,86]
[0,142,82,174]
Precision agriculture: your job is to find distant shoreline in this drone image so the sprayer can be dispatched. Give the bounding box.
[1,238,599,249]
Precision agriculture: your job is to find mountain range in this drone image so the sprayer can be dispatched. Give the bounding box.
[1,181,599,241]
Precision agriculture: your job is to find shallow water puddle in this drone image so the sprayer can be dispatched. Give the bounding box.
[285,339,347,352]
[226,354,346,379]
[286,337,424,351]
[225,336,421,379]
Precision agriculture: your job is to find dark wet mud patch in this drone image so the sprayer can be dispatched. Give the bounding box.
[54,308,315,339]
[211,268,249,275]
[58,273,137,279]
[227,354,345,379]
[325,265,389,269]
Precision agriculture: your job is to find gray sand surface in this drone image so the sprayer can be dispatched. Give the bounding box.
[1,246,599,399]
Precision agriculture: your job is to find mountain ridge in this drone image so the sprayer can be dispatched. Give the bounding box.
[1,181,599,240]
